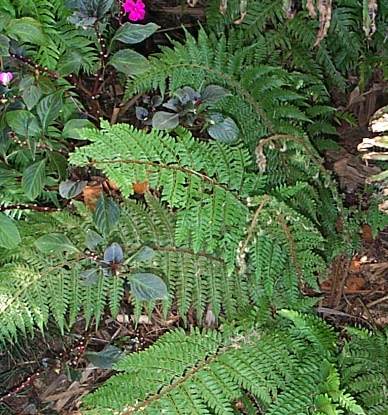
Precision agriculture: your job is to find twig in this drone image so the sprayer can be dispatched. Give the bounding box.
[367,294,388,308]
[0,204,60,213]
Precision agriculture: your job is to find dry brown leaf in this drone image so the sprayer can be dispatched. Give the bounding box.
[219,0,228,15]
[107,180,119,191]
[363,0,378,39]
[284,0,298,19]
[116,314,130,324]
[187,0,199,7]
[349,259,361,273]
[133,181,149,194]
[314,0,332,46]
[306,0,317,18]
[345,276,366,292]
[234,0,247,24]
[83,183,102,210]
[361,224,374,243]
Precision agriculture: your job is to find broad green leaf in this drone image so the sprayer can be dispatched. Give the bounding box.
[35,233,79,254]
[109,49,148,76]
[113,22,159,44]
[7,17,46,45]
[0,34,10,56]
[0,0,15,16]
[132,246,155,262]
[58,50,87,76]
[0,213,21,249]
[207,113,239,144]
[62,119,95,140]
[22,85,42,110]
[37,93,63,131]
[59,180,87,199]
[22,159,46,200]
[130,272,168,301]
[80,268,99,286]
[6,110,41,137]
[85,345,122,369]
[48,152,67,180]
[93,195,120,237]
[85,229,103,251]
[152,111,180,130]
[201,85,231,104]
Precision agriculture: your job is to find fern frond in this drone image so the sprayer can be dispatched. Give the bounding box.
[83,314,361,415]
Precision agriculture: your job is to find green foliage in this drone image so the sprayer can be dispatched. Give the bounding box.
[206,0,388,91]
[125,29,336,150]
[82,312,365,415]
[340,327,388,414]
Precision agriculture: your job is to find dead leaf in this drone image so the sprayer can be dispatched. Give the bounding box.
[345,276,366,292]
[284,0,298,19]
[219,0,228,14]
[314,0,332,46]
[133,181,149,194]
[363,0,378,39]
[135,315,152,325]
[116,314,130,324]
[83,183,102,210]
[306,0,317,18]
[361,224,374,243]
[234,0,247,24]
[187,0,199,6]
[107,180,119,191]
[349,258,361,273]
[329,149,380,192]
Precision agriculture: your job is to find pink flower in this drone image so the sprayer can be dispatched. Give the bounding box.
[123,0,145,21]
[0,72,13,86]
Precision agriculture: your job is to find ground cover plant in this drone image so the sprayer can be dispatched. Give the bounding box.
[0,0,387,414]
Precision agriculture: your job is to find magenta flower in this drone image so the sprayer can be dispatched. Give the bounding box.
[123,0,145,21]
[0,72,13,86]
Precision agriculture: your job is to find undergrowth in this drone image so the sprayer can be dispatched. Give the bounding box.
[0,0,387,414]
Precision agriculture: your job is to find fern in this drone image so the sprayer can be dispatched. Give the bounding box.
[124,29,334,151]
[206,0,388,91]
[82,312,364,415]
[339,327,388,414]
[2,0,98,73]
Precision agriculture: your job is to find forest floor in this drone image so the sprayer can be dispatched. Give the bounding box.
[0,1,387,414]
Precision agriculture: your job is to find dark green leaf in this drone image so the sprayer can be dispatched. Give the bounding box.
[207,113,239,144]
[93,195,120,237]
[22,85,42,110]
[7,17,46,45]
[62,119,95,140]
[109,49,148,76]
[6,110,41,137]
[35,233,79,254]
[22,159,46,200]
[85,345,122,369]
[132,246,155,262]
[104,242,124,263]
[174,87,200,105]
[48,152,67,180]
[201,85,230,104]
[130,273,168,301]
[59,180,87,199]
[152,111,180,130]
[85,229,103,251]
[37,93,63,131]
[80,268,99,286]
[113,22,159,44]
[0,213,21,249]
[0,34,10,56]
